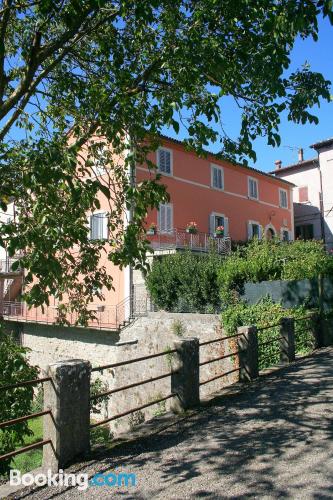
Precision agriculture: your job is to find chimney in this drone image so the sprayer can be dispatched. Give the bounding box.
[298,148,304,162]
[275,160,282,170]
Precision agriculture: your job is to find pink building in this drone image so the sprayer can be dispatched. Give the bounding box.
[0,135,294,329]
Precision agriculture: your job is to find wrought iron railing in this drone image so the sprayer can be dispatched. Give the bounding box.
[146,229,231,255]
[0,292,150,330]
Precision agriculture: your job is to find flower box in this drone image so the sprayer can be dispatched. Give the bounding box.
[186,221,198,234]
[186,227,198,234]
[147,229,156,235]
[214,225,224,238]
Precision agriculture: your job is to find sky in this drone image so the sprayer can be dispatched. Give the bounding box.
[163,15,333,174]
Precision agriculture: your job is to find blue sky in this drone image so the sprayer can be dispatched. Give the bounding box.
[164,15,333,174]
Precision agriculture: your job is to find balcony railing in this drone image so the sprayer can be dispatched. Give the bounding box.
[0,293,150,331]
[146,229,231,255]
[0,257,22,273]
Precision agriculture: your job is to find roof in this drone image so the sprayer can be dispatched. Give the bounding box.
[268,157,318,176]
[159,134,295,187]
[310,137,333,150]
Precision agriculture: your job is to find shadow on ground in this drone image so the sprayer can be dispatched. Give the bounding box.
[14,347,333,499]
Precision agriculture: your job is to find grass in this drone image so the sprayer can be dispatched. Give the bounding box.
[10,417,43,474]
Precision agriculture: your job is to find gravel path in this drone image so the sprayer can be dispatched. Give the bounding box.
[11,348,333,499]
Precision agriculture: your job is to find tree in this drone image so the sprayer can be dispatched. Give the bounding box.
[0,1,332,322]
[0,325,39,475]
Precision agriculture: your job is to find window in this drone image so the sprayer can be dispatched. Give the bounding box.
[157,148,172,175]
[282,229,290,241]
[158,203,173,233]
[279,189,288,209]
[296,224,314,240]
[299,186,309,203]
[209,213,229,236]
[92,144,108,177]
[248,221,262,240]
[248,177,258,200]
[211,165,224,190]
[89,213,108,240]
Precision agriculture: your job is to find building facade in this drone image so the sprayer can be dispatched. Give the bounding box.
[271,138,333,251]
[1,136,294,329]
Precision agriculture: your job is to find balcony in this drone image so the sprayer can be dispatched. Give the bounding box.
[146,229,231,255]
[0,257,23,276]
[0,293,149,331]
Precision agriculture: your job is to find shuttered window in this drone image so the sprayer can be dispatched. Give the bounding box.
[158,203,173,232]
[248,221,262,240]
[211,165,224,190]
[209,213,229,236]
[248,177,258,199]
[157,148,172,175]
[299,186,308,203]
[89,213,108,240]
[279,189,288,208]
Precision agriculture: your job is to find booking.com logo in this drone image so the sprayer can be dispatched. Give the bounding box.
[10,469,137,491]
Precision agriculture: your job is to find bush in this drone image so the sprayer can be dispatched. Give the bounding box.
[146,250,223,312]
[0,326,39,476]
[221,297,316,370]
[218,239,333,302]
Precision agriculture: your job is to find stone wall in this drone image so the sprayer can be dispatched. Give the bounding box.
[5,311,238,435]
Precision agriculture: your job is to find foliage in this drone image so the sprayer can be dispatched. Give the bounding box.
[10,418,43,475]
[171,319,186,337]
[0,326,39,475]
[90,425,114,448]
[146,251,223,312]
[221,297,316,369]
[218,239,333,302]
[0,1,332,320]
[90,378,110,415]
[146,241,333,312]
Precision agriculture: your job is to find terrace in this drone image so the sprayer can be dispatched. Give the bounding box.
[146,228,231,255]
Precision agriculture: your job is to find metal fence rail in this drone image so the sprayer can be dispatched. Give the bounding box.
[0,376,54,464]
[90,393,175,428]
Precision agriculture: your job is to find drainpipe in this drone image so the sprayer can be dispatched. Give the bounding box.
[124,134,135,319]
[317,157,326,246]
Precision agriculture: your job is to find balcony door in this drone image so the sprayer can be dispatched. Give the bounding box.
[158,203,173,233]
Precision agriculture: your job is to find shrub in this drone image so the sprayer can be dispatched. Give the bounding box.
[146,250,223,312]
[0,326,39,476]
[218,239,333,302]
[221,297,316,370]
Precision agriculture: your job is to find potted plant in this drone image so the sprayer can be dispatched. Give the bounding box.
[214,225,224,238]
[186,221,198,234]
[147,222,157,235]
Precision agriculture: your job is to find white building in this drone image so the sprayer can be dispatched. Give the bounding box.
[271,138,333,251]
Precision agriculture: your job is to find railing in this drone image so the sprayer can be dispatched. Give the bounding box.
[0,312,326,473]
[0,257,22,273]
[146,229,231,255]
[0,293,150,330]
[0,376,54,463]
[90,349,177,428]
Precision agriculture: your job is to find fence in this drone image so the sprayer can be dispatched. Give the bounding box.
[0,313,325,474]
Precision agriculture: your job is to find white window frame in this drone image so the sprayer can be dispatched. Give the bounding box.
[92,144,108,177]
[157,147,173,176]
[210,164,224,191]
[209,212,229,236]
[158,203,173,233]
[248,177,259,200]
[247,220,262,240]
[279,188,288,209]
[89,211,108,240]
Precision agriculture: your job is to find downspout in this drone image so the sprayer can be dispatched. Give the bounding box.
[317,156,326,246]
[124,133,136,319]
